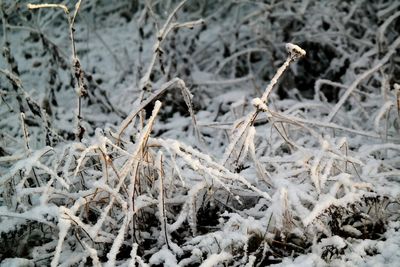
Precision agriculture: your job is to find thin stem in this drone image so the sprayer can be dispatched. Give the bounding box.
[220,55,294,166]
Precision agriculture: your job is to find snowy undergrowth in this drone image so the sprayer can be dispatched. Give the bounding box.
[1,0,400,266]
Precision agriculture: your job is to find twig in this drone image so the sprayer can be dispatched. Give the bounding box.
[28,1,87,141]
[220,43,306,166]
[157,151,170,249]
[139,0,204,90]
[326,35,400,122]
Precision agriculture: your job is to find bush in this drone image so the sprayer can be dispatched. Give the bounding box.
[1,0,400,266]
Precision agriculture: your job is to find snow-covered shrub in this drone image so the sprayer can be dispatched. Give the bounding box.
[1,0,400,266]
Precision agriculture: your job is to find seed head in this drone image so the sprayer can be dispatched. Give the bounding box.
[285,43,306,61]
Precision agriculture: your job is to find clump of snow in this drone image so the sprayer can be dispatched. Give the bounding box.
[199,251,232,267]
[149,247,178,267]
[285,43,306,61]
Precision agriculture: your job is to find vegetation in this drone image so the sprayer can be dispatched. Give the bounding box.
[1,0,400,266]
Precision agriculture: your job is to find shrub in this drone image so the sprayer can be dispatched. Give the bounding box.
[1,0,400,266]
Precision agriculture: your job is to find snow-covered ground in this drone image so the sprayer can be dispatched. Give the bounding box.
[1,0,400,266]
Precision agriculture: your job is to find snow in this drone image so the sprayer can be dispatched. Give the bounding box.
[0,258,34,267]
[149,247,178,267]
[341,225,362,237]
[285,43,306,60]
[277,222,400,267]
[273,253,325,267]
[199,251,232,267]
[1,0,400,266]
[252,97,269,112]
[51,207,71,267]
[105,216,130,267]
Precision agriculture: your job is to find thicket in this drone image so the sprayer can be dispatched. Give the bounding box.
[1,0,400,266]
